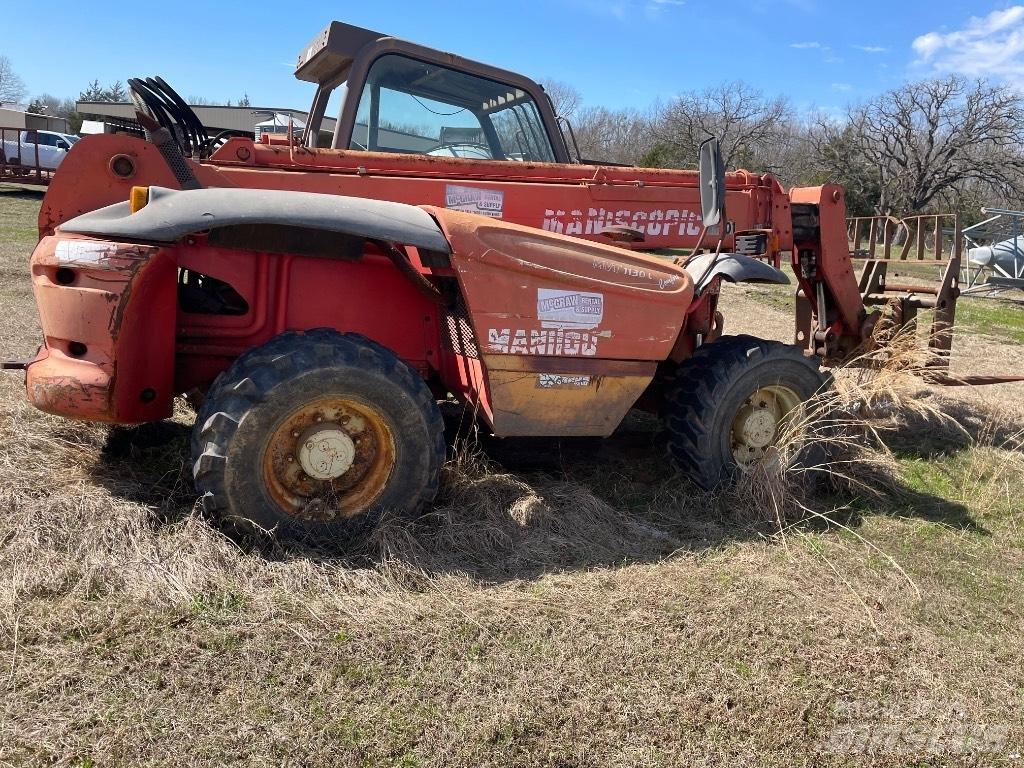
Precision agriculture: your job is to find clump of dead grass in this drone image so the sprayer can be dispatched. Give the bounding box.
[362,435,706,587]
[728,325,993,528]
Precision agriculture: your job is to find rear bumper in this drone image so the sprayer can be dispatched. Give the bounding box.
[25,235,178,423]
[25,346,118,421]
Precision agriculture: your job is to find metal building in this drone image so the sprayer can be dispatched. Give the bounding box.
[76,101,336,139]
[0,105,69,133]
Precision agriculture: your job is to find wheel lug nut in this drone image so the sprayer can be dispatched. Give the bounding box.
[315,415,323,423]
[287,455,295,463]
[292,430,300,438]
[305,440,315,449]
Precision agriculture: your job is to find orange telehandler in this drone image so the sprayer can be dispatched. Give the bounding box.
[3,21,1010,541]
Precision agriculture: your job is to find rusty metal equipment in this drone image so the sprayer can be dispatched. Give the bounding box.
[844,213,962,365]
[5,20,1022,542]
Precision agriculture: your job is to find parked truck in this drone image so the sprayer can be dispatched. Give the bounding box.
[1,129,79,171]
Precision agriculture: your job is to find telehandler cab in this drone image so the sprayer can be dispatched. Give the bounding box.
[5,21,1010,541]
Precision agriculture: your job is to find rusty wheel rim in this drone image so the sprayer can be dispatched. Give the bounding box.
[729,384,802,470]
[262,396,396,522]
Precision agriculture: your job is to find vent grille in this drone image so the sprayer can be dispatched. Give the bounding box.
[444,299,480,358]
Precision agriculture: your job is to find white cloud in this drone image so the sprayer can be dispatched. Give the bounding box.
[791,40,842,63]
[643,0,684,16]
[569,0,684,16]
[566,0,628,17]
[852,45,887,53]
[912,6,1024,82]
[831,82,852,91]
[645,0,684,13]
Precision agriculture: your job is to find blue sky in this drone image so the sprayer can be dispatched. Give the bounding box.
[4,1,1023,115]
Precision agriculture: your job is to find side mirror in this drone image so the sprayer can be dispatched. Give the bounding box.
[698,137,726,228]
[56,140,68,151]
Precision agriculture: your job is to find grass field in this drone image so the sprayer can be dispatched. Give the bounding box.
[2,186,1024,767]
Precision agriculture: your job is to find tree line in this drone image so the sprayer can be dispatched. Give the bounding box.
[545,75,1024,222]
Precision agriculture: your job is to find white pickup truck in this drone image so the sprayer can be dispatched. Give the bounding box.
[1,130,80,170]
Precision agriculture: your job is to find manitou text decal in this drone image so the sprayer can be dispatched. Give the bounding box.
[543,207,735,237]
[537,288,604,329]
[542,207,703,237]
[445,185,504,218]
[537,374,592,388]
[487,328,602,356]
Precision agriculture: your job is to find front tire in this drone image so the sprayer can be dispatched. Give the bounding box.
[665,335,829,489]
[191,329,445,543]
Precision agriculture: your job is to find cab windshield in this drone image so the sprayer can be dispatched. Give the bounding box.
[350,54,556,162]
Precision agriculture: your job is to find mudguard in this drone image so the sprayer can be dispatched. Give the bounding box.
[57,186,452,254]
[684,252,790,293]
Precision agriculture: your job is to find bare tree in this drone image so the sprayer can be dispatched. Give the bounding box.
[804,116,881,216]
[730,116,819,185]
[652,81,790,170]
[826,76,1024,214]
[27,92,83,133]
[572,106,653,165]
[540,79,582,119]
[0,56,26,104]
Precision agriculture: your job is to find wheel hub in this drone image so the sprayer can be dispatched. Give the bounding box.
[736,407,777,449]
[730,385,802,468]
[262,397,396,522]
[297,425,356,480]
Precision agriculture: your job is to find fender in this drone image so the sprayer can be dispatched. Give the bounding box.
[684,252,790,294]
[57,186,452,255]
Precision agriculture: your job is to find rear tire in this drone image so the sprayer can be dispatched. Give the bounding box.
[665,335,829,489]
[191,329,445,543]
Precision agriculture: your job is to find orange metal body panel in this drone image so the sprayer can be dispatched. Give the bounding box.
[482,356,657,436]
[170,239,442,393]
[39,135,792,257]
[25,233,443,424]
[27,235,177,422]
[430,207,694,361]
[428,208,695,435]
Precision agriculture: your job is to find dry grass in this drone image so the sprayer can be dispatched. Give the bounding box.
[2,187,1024,767]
